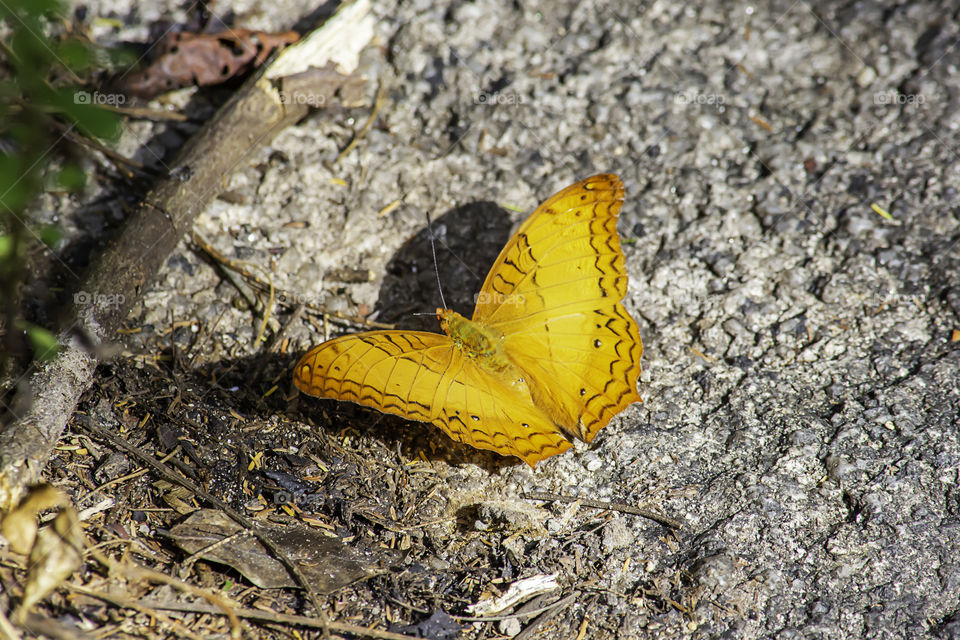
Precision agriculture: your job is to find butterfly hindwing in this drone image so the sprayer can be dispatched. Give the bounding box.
[294,331,455,423]
[294,331,573,465]
[502,302,642,442]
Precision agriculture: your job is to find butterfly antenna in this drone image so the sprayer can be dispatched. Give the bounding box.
[426,210,448,310]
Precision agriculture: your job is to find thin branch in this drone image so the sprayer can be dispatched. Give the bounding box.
[524,491,684,529]
[99,597,424,640]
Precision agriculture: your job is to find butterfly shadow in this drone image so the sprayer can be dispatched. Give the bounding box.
[298,199,531,471]
[373,200,513,329]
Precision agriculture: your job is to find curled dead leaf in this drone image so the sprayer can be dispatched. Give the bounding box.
[0,485,84,623]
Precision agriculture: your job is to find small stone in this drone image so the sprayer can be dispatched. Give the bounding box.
[723,317,749,338]
[602,518,634,552]
[499,618,522,637]
[690,553,735,589]
[583,454,603,472]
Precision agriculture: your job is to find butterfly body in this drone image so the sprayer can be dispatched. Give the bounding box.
[295,174,643,466]
[438,309,509,372]
[439,307,540,406]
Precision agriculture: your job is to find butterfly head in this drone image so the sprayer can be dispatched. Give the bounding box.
[436,308,455,334]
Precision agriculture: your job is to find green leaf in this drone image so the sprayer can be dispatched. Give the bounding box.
[57,38,94,72]
[3,0,66,20]
[54,163,86,191]
[0,235,14,260]
[52,88,122,140]
[0,162,32,214]
[26,324,60,361]
[38,223,62,248]
[9,22,55,77]
[104,45,139,68]
[0,150,38,214]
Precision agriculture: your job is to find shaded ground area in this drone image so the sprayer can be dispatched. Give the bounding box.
[7,0,960,638]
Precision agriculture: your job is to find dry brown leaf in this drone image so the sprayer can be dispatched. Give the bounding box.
[169,509,398,591]
[17,507,83,620]
[121,29,300,98]
[1,484,71,555]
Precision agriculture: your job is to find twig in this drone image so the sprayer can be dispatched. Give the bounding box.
[255,265,275,349]
[66,583,213,640]
[55,123,153,177]
[513,593,578,640]
[0,0,375,514]
[76,449,178,506]
[187,230,275,348]
[76,497,115,522]
[117,599,423,640]
[96,103,190,122]
[9,613,85,640]
[189,230,393,330]
[335,81,387,165]
[576,613,589,640]
[265,303,304,352]
[524,491,684,529]
[179,529,254,577]
[57,127,152,179]
[254,301,306,381]
[188,305,230,368]
[0,607,21,640]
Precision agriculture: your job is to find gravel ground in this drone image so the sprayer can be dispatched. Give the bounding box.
[43,0,960,637]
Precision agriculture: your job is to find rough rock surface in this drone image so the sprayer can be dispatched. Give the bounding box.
[46,0,960,637]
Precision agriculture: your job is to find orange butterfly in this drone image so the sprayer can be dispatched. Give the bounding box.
[294,174,643,466]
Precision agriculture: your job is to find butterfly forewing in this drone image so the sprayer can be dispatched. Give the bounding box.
[472,174,627,324]
[470,173,643,440]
